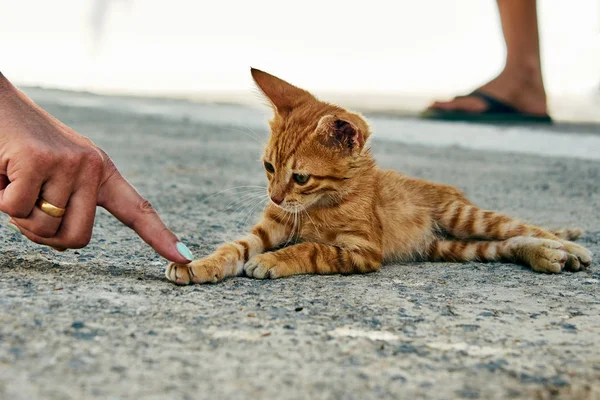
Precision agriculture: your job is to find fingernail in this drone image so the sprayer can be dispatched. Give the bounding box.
[176,242,194,261]
[7,221,20,234]
[52,247,67,252]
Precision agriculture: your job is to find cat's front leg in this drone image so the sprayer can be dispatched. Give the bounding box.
[244,242,383,279]
[166,209,293,285]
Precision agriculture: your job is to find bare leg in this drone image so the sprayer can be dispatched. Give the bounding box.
[428,0,548,116]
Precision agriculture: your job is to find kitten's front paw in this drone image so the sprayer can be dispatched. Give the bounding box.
[245,253,284,279]
[560,241,593,272]
[165,257,226,285]
[166,262,191,285]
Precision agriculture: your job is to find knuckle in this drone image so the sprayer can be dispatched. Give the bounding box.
[123,199,158,231]
[66,234,91,249]
[99,158,120,186]
[60,228,93,249]
[66,149,103,179]
[83,149,105,171]
[137,199,156,215]
[69,149,86,165]
[125,199,157,231]
[29,146,55,167]
[61,153,82,175]
[31,224,60,239]
[3,203,31,218]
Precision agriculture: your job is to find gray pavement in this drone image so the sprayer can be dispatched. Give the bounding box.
[1,92,599,400]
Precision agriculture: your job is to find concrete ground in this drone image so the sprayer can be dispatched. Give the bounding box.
[1,93,599,400]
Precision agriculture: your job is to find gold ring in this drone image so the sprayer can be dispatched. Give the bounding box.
[36,198,66,218]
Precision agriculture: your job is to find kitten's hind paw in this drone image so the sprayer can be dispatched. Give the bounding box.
[509,237,568,273]
[551,228,584,241]
[560,241,593,272]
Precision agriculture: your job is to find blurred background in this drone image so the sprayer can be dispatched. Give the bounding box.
[1,0,599,121]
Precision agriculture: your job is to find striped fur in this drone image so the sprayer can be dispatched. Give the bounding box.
[165,69,592,285]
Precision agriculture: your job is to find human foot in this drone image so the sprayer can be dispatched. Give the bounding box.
[427,64,549,117]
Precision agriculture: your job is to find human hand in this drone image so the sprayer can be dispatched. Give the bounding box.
[0,73,193,263]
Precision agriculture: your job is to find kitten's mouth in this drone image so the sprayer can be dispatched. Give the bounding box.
[277,202,303,214]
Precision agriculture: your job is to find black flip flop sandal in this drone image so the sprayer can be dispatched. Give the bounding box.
[420,90,553,125]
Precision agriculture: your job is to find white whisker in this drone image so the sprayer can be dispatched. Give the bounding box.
[223,126,265,145]
[232,196,262,219]
[238,197,268,228]
[302,205,321,239]
[284,210,299,248]
[224,192,268,213]
[201,186,267,203]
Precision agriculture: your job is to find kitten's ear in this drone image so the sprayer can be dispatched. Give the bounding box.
[251,68,315,114]
[316,115,365,154]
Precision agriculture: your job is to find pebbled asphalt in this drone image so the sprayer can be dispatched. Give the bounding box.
[1,92,599,400]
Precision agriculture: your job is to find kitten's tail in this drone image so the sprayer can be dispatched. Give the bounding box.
[549,228,583,241]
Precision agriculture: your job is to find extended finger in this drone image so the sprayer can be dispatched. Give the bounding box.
[98,171,193,263]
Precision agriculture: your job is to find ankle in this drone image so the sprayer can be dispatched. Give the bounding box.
[479,60,548,114]
[504,57,544,85]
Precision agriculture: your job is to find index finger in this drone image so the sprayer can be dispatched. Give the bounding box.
[97,171,193,264]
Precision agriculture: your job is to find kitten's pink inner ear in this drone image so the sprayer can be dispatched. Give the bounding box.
[316,115,364,153]
[334,120,364,149]
[250,67,314,114]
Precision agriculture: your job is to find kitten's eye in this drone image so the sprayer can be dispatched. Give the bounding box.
[293,173,310,185]
[264,162,275,173]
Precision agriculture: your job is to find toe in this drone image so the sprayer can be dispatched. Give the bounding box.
[267,268,279,279]
[172,265,190,285]
[431,97,489,113]
[570,228,584,240]
[580,250,593,267]
[545,261,563,274]
[531,247,565,273]
[562,243,593,268]
[166,263,179,282]
[564,253,582,272]
[176,269,190,285]
[244,260,258,277]
[253,265,269,279]
[543,247,567,264]
[540,239,564,250]
[428,100,450,110]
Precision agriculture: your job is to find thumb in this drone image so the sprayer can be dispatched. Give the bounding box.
[97,170,194,264]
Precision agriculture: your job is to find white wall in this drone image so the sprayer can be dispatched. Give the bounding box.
[1,0,599,97]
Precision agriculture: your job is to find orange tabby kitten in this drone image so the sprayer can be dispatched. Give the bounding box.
[166,68,592,285]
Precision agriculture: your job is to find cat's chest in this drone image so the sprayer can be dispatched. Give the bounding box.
[298,216,341,244]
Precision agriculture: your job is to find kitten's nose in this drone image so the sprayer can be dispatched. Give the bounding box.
[270,194,285,205]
